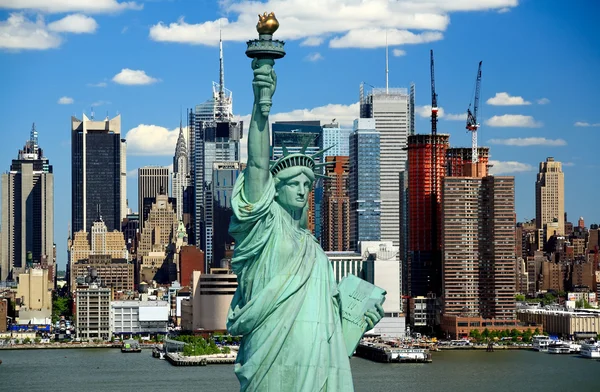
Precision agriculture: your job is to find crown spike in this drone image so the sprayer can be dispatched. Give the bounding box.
[314,161,337,168]
[311,144,335,159]
[281,142,290,157]
[299,137,312,155]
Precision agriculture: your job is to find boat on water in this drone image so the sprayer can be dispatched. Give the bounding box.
[547,341,571,354]
[121,340,142,353]
[580,339,600,359]
[532,335,553,352]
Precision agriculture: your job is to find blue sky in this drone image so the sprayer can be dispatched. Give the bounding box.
[1,0,599,268]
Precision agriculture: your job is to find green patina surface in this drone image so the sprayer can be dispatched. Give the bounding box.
[226,16,385,392]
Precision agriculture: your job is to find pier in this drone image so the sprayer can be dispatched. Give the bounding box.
[165,352,236,366]
[355,343,432,363]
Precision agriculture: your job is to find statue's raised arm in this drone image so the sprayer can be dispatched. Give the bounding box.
[244,58,276,203]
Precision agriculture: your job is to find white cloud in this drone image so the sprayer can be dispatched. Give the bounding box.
[488,160,533,175]
[91,100,110,107]
[0,0,142,14]
[48,14,97,34]
[112,68,159,85]
[574,121,600,127]
[485,114,542,128]
[304,52,323,62]
[563,162,575,167]
[416,105,444,118]
[126,169,137,178]
[0,13,61,50]
[57,96,74,104]
[148,0,517,48]
[392,48,406,57]
[300,36,324,46]
[444,112,467,121]
[486,92,531,106]
[497,7,511,13]
[125,124,187,155]
[87,81,107,87]
[537,98,550,105]
[330,29,443,48]
[487,137,567,147]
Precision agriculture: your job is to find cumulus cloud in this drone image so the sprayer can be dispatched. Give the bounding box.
[125,124,187,155]
[304,52,323,62]
[574,121,600,127]
[112,68,159,85]
[488,160,533,175]
[416,105,444,118]
[0,13,61,50]
[486,92,531,106]
[0,0,142,14]
[392,48,406,57]
[537,98,550,105]
[149,0,517,48]
[91,100,110,107]
[57,96,74,104]
[300,36,324,46]
[485,114,542,128]
[487,137,567,147]
[48,14,98,34]
[444,112,467,121]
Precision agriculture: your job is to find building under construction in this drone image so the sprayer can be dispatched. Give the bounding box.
[446,147,490,177]
[407,134,449,298]
[321,156,351,252]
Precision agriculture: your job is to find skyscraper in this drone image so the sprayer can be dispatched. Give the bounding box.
[406,134,449,298]
[360,84,412,247]
[1,124,53,280]
[321,122,352,158]
[71,114,126,233]
[536,157,565,237]
[172,121,190,222]
[188,32,242,255]
[138,166,170,222]
[321,156,350,252]
[212,161,244,266]
[442,175,517,330]
[349,119,381,250]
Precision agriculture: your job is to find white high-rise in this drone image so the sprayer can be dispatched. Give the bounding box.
[360,84,413,247]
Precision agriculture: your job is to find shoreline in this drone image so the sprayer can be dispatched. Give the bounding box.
[0,343,154,351]
[438,345,530,350]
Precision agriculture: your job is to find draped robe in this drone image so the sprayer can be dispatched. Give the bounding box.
[227,172,354,391]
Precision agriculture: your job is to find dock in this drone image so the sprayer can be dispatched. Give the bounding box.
[165,352,236,366]
[355,343,432,363]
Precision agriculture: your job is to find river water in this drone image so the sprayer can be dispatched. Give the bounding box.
[1,348,599,391]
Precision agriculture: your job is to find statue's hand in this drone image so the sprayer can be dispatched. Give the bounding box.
[252,58,276,106]
[364,303,385,332]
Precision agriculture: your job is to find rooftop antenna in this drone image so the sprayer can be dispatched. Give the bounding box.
[385,30,389,94]
[90,106,94,120]
[219,23,224,98]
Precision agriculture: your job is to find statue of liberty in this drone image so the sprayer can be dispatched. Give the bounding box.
[227,13,385,391]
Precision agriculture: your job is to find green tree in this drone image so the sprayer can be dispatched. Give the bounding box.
[23,337,31,344]
[221,346,231,354]
[534,328,541,335]
[510,329,519,338]
[482,328,490,339]
[515,294,526,302]
[469,329,482,342]
[575,299,584,309]
[34,337,41,344]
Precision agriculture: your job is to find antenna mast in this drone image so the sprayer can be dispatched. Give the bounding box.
[385,30,389,94]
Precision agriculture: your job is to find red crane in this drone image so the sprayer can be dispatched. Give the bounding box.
[466,61,482,163]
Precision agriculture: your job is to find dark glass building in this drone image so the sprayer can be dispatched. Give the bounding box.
[349,119,381,251]
[71,114,126,233]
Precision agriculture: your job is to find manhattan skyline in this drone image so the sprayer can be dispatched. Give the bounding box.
[1,0,599,268]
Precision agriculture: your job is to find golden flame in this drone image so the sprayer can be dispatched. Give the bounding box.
[257,12,279,35]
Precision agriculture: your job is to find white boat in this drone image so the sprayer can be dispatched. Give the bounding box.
[547,341,570,354]
[532,335,552,352]
[580,340,600,359]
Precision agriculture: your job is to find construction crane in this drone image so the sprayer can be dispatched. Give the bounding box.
[430,49,439,266]
[466,61,482,163]
[430,50,438,137]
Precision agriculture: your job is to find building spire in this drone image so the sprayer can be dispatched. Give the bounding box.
[219,24,224,98]
[385,30,389,94]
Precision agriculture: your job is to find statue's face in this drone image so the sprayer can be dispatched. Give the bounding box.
[275,172,312,212]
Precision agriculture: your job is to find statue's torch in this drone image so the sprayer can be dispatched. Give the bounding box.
[246,12,286,117]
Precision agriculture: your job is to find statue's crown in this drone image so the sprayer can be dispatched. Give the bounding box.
[257,12,279,35]
[269,141,335,180]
